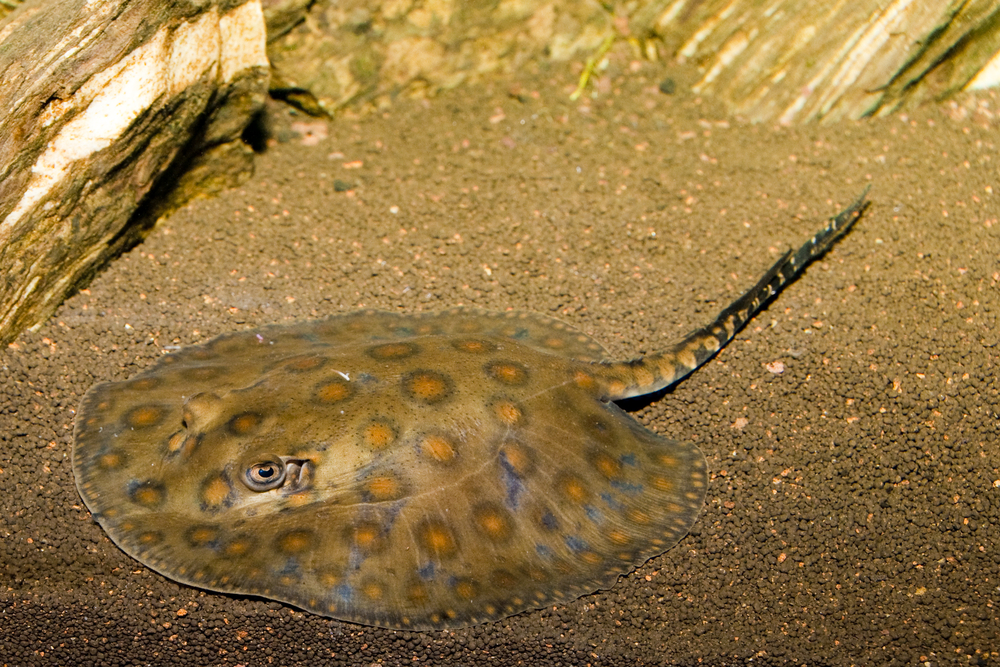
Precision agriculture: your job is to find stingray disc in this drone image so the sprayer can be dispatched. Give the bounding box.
[73,309,707,629]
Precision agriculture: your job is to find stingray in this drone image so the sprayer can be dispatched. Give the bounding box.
[73,190,869,630]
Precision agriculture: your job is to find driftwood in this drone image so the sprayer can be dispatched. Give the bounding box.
[0,0,269,345]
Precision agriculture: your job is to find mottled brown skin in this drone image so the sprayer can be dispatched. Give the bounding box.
[73,191,868,631]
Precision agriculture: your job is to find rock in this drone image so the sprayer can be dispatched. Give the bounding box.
[648,0,1000,123]
[266,1,616,114]
[0,0,269,345]
[267,0,1000,123]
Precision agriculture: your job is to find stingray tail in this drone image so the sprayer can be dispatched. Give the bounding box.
[594,186,871,401]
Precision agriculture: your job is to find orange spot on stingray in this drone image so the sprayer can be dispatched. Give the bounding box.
[403,371,452,404]
[126,405,164,428]
[420,521,458,558]
[361,420,396,450]
[277,530,313,554]
[420,433,456,463]
[314,379,353,403]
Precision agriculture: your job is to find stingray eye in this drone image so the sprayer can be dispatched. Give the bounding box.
[243,456,286,491]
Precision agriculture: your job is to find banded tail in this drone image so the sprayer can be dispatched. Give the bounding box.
[596,186,870,401]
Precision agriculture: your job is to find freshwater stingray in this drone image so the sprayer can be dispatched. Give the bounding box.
[73,190,869,630]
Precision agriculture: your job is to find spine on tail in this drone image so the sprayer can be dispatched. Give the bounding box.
[596,186,870,401]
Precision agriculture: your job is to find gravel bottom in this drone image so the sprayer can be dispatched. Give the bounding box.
[2,57,998,666]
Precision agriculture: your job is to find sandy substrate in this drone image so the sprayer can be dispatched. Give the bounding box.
[2,58,999,666]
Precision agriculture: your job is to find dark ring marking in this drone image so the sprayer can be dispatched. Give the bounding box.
[367,342,420,360]
[484,360,530,386]
[401,370,454,405]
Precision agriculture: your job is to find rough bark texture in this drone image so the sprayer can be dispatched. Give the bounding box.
[0,0,269,345]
